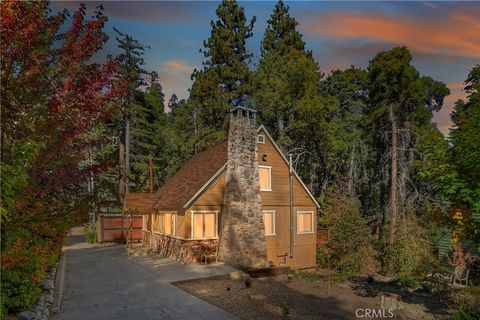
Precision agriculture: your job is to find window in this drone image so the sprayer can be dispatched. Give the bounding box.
[164,212,175,235]
[259,165,271,191]
[297,211,314,234]
[257,134,265,144]
[143,214,152,231]
[192,211,217,239]
[154,214,164,233]
[263,210,275,236]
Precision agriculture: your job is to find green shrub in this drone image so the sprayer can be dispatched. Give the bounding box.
[84,227,97,243]
[448,282,480,320]
[381,215,438,278]
[318,185,377,281]
[398,276,421,289]
[1,229,62,316]
[452,304,480,320]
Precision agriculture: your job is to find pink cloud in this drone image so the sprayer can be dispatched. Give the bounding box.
[302,8,480,58]
[432,81,467,134]
[163,60,194,73]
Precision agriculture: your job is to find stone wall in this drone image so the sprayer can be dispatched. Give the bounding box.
[218,108,268,269]
[18,264,58,320]
[152,233,217,264]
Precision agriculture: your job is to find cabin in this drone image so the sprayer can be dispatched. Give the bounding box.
[124,106,319,270]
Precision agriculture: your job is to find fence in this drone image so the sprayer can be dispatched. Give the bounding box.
[96,214,143,243]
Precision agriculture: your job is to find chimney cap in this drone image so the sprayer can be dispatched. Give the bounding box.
[230,105,257,114]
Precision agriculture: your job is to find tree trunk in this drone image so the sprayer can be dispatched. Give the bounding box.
[119,140,125,202]
[389,106,398,247]
[348,147,355,193]
[125,116,130,194]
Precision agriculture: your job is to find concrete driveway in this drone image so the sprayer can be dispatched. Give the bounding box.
[54,229,237,320]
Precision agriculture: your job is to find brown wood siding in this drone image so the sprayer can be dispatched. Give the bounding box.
[257,128,316,208]
[190,172,226,207]
[264,206,317,269]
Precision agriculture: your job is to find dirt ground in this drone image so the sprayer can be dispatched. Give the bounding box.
[175,274,453,320]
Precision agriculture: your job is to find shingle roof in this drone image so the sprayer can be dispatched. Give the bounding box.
[152,140,228,211]
[124,140,228,214]
[124,193,157,214]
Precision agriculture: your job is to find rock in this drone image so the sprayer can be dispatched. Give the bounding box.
[18,311,36,320]
[44,280,54,290]
[38,295,45,306]
[46,294,54,304]
[36,311,42,319]
[44,308,49,317]
[229,271,245,280]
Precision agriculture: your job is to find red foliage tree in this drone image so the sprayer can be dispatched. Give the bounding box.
[1,1,126,313]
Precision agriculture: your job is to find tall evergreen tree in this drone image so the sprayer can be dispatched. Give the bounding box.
[113,28,149,198]
[189,0,256,152]
[255,1,313,147]
[449,65,480,244]
[130,72,168,192]
[366,46,449,246]
[261,0,305,56]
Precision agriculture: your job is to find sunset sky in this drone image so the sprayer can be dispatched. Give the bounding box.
[53,1,480,134]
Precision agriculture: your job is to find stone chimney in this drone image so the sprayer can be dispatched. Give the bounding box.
[218,106,268,269]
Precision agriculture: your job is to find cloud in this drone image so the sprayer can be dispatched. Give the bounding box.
[301,6,480,59]
[432,81,467,134]
[51,1,208,25]
[163,60,194,74]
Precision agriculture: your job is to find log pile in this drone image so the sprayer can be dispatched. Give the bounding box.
[153,234,218,264]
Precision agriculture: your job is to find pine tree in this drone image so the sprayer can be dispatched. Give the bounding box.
[255,0,317,148]
[189,0,256,152]
[366,46,449,246]
[261,0,305,56]
[130,72,167,192]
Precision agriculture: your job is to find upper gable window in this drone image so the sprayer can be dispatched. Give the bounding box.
[259,165,272,191]
[257,134,265,144]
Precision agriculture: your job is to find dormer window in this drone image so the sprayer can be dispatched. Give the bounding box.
[257,134,265,144]
[259,165,272,191]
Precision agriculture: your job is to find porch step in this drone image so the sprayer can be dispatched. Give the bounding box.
[125,244,158,256]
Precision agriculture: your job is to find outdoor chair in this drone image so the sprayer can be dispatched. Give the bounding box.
[452,265,469,287]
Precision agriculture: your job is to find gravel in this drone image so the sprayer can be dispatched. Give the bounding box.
[176,276,377,320]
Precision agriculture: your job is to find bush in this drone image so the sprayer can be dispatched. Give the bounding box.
[318,185,377,281]
[381,215,439,278]
[450,287,480,320]
[84,227,97,243]
[398,276,421,289]
[1,229,62,316]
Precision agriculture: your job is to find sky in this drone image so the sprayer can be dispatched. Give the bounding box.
[52,1,480,134]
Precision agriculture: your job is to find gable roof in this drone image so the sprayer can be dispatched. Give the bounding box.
[152,140,228,211]
[124,126,319,214]
[124,193,157,214]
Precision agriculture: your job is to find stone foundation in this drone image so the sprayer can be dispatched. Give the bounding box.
[142,230,151,245]
[152,233,218,264]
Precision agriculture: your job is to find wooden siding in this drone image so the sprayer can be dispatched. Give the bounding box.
[190,172,226,207]
[264,206,317,269]
[257,128,317,208]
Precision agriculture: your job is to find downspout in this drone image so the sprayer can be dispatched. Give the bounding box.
[289,154,294,259]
